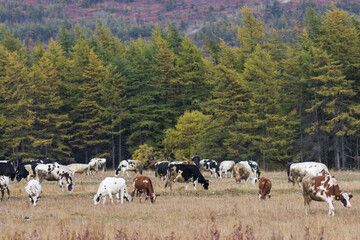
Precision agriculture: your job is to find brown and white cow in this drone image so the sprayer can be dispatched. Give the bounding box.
[233,161,258,184]
[132,175,159,203]
[0,176,10,200]
[258,177,272,200]
[302,175,352,216]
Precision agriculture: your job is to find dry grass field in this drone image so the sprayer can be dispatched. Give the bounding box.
[0,169,359,240]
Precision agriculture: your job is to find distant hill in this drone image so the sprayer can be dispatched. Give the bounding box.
[0,0,359,45]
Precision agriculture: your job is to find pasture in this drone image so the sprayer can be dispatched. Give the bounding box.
[0,170,359,240]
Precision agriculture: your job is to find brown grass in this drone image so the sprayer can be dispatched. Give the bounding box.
[0,170,359,240]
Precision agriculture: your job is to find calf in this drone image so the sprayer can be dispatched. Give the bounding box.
[25,179,42,206]
[233,161,258,184]
[0,161,15,181]
[165,164,209,190]
[219,160,235,178]
[258,177,272,200]
[302,175,352,216]
[200,159,220,178]
[132,175,159,203]
[115,160,143,177]
[0,176,10,200]
[287,162,329,188]
[94,177,132,205]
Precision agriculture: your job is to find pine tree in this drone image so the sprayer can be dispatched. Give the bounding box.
[0,50,33,161]
[70,49,106,163]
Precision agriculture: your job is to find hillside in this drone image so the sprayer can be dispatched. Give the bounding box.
[0,0,359,44]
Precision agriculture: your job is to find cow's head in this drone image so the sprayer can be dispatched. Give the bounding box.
[15,165,28,182]
[94,193,102,205]
[150,193,160,203]
[337,192,353,208]
[203,180,209,190]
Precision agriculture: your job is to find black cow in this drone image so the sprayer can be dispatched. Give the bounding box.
[0,161,15,181]
[199,159,220,178]
[154,161,169,181]
[165,164,209,190]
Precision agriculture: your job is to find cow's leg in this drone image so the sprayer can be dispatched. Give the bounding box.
[193,179,198,190]
[1,190,4,201]
[120,188,124,204]
[109,193,114,204]
[6,187,10,199]
[327,200,335,216]
[131,189,136,198]
[102,195,107,204]
[116,192,120,203]
[27,174,31,181]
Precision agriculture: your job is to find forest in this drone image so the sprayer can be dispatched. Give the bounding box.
[0,4,359,171]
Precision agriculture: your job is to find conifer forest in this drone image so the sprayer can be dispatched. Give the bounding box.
[0,1,359,171]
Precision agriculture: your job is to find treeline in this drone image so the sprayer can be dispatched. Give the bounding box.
[0,5,359,170]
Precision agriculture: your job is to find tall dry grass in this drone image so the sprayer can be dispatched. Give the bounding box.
[0,170,359,239]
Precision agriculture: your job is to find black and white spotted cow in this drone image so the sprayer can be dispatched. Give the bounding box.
[15,159,43,182]
[247,160,261,179]
[199,159,220,178]
[115,160,143,177]
[165,164,209,190]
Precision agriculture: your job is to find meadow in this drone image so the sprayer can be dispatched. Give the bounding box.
[0,170,359,240]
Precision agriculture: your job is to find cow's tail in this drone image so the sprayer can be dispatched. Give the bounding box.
[287,162,294,183]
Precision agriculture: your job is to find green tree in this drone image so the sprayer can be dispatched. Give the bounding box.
[163,110,211,161]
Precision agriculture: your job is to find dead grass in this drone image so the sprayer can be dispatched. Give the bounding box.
[0,170,359,239]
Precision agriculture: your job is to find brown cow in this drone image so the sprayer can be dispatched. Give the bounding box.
[258,177,272,200]
[132,175,159,203]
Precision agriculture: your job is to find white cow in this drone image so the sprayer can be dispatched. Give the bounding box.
[287,162,330,188]
[219,160,235,178]
[67,163,90,176]
[25,179,42,206]
[0,176,10,200]
[94,177,132,205]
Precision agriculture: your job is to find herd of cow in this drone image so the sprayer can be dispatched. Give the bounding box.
[0,158,354,216]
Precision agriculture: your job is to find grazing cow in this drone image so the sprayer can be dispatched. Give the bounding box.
[132,175,159,203]
[35,163,75,192]
[233,161,258,184]
[258,177,272,200]
[25,179,42,206]
[219,160,235,178]
[58,172,75,192]
[89,158,107,174]
[94,177,132,205]
[67,163,90,176]
[0,176,10,200]
[199,159,220,178]
[287,162,330,188]
[302,175,352,216]
[154,161,169,181]
[0,161,15,181]
[115,160,143,177]
[182,161,195,165]
[165,164,209,190]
